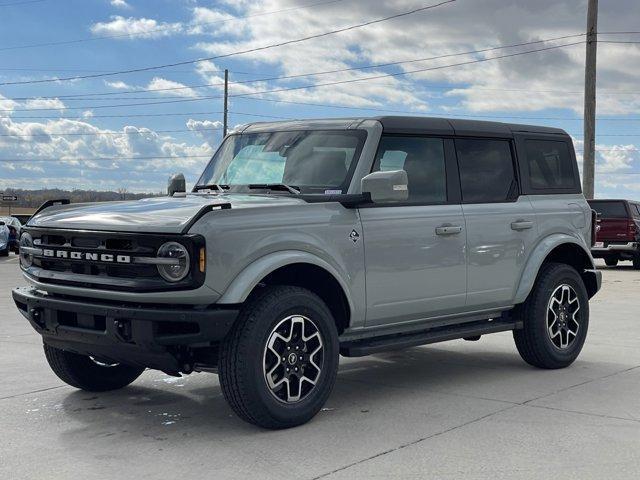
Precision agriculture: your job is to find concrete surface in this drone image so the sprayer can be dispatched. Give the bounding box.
[1,253,638,479]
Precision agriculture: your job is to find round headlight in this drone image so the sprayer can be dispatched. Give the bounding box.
[19,232,34,268]
[156,241,190,282]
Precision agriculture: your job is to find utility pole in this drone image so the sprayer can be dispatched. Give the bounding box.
[223,69,229,137]
[582,0,598,199]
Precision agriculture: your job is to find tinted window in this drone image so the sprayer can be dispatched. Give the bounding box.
[525,140,576,189]
[373,136,447,204]
[589,201,628,218]
[456,139,516,203]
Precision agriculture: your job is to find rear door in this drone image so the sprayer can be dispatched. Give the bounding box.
[360,135,467,326]
[455,138,538,309]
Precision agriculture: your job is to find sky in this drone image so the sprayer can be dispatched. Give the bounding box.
[0,0,639,197]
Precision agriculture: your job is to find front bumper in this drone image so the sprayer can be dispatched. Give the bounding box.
[12,286,238,374]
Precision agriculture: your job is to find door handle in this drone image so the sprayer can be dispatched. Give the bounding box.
[435,225,463,236]
[511,220,534,231]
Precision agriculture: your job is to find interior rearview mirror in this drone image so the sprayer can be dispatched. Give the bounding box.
[361,170,409,204]
[168,173,186,197]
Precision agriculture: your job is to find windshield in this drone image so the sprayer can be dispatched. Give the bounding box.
[196,130,367,194]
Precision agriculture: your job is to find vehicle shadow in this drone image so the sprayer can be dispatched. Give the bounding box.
[55,344,563,438]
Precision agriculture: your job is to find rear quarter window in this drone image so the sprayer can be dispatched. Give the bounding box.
[524,139,577,190]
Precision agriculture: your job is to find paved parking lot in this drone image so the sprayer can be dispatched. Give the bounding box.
[1,253,639,479]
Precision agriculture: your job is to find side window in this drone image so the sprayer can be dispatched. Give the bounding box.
[455,139,516,203]
[373,136,447,204]
[525,140,576,190]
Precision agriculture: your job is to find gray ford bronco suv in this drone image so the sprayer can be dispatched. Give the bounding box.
[12,116,601,429]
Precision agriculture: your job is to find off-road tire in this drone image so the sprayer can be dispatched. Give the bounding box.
[604,257,618,267]
[44,344,145,391]
[513,262,589,369]
[218,285,339,429]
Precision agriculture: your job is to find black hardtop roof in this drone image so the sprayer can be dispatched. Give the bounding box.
[374,116,568,137]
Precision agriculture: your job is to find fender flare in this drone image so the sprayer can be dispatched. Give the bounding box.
[217,250,355,314]
[513,234,595,304]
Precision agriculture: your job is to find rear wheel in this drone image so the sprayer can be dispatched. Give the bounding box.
[44,344,145,391]
[604,257,618,267]
[218,286,339,429]
[513,263,589,369]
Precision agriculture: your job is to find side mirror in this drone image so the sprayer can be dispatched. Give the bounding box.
[361,170,409,204]
[168,173,186,196]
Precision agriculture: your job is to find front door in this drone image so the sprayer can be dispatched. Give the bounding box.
[360,135,467,327]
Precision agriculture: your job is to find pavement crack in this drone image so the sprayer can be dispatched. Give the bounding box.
[521,364,640,406]
[310,405,516,480]
[523,403,640,424]
[0,385,68,401]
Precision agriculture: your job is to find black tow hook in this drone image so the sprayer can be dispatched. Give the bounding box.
[30,308,45,329]
[114,319,133,342]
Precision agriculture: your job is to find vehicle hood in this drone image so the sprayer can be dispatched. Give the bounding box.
[26,194,306,234]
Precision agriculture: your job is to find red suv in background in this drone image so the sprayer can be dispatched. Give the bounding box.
[588,199,640,268]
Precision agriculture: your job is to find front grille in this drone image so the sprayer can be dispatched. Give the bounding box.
[23,228,204,292]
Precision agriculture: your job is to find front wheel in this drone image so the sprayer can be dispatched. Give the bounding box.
[218,286,339,429]
[44,344,145,391]
[513,263,589,369]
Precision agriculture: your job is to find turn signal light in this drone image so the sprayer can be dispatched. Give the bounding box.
[199,247,206,273]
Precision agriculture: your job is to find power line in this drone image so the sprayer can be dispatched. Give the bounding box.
[0,128,223,138]
[598,40,640,45]
[0,41,585,112]
[5,33,589,101]
[0,0,346,52]
[238,95,640,121]
[0,110,289,121]
[0,0,456,86]
[0,0,45,6]
[0,155,211,163]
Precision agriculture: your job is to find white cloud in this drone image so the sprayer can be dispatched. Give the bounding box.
[23,98,66,111]
[90,16,182,39]
[187,119,223,139]
[189,0,640,115]
[146,77,199,98]
[110,0,131,9]
[188,7,240,37]
[0,116,217,192]
[105,80,133,90]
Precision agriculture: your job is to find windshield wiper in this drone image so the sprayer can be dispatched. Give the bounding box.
[193,183,229,192]
[248,183,301,194]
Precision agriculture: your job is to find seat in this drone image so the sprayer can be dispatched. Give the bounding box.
[284,151,348,186]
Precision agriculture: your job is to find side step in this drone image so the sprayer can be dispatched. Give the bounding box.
[340,318,522,357]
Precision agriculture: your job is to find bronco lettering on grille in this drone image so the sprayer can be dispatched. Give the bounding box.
[42,249,131,264]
